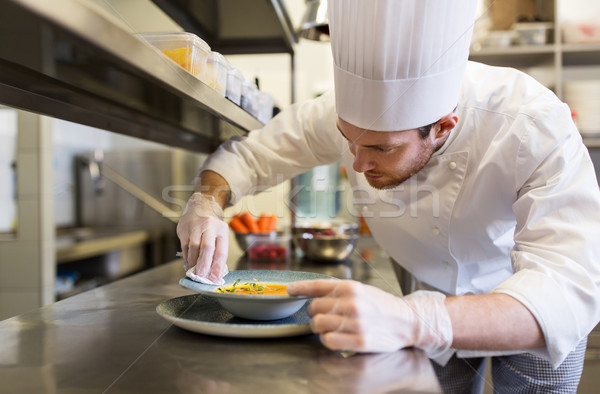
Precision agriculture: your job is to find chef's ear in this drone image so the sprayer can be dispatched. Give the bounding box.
[433,112,458,140]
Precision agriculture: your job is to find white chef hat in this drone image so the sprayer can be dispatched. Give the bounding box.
[328,0,477,131]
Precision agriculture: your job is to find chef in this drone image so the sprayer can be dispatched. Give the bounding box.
[176,0,600,391]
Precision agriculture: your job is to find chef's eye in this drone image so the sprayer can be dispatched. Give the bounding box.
[374,146,393,153]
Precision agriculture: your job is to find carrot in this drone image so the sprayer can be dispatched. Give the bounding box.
[269,213,278,232]
[257,213,271,233]
[229,215,249,233]
[239,212,260,233]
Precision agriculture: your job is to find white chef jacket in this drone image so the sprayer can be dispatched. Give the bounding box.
[202,62,600,368]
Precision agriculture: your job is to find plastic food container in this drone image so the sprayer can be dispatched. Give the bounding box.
[256,91,274,124]
[562,22,600,44]
[226,68,244,105]
[245,233,291,262]
[512,23,553,45]
[138,32,211,82]
[241,79,259,117]
[482,30,515,48]
[205,51,229,96]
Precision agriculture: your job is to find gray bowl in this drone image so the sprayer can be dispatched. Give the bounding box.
[179,270,336,320]
[292,223,359,262]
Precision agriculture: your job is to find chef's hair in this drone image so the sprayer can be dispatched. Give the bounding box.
[417,123,435,139]
[417,106,458,139]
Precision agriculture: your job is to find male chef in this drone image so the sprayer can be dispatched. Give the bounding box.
[176,0,600,391]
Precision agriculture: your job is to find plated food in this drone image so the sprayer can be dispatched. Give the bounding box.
[179,270,335,321]
[216,279,288,295]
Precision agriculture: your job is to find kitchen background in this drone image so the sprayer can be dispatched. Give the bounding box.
[0,0,599,324]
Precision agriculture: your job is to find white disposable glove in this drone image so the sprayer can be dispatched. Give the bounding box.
[176,192,229,284]
[286,279,453,359]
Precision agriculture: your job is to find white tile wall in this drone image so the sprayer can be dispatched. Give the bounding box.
[0,289,40,319]
[0,109,17,233]
[0,242,41,287]
[0,111,55,320]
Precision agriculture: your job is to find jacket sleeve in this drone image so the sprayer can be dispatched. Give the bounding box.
[491,101,600,368]
[200,90,344,205]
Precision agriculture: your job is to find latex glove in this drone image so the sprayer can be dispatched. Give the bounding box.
[286,279,453,359]
[176,192,229,284]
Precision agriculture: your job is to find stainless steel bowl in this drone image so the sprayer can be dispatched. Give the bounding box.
[234,231,250,252]
[292,223,359,262]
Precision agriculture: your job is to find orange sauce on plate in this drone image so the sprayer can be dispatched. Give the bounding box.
[216,281,287,295]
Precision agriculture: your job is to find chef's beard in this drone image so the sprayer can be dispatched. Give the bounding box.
[364,138,436,190]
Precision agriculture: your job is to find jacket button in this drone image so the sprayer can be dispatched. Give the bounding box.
[448,161,457,170]
[432,226,440,235]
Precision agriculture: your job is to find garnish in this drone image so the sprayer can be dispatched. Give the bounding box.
[216,279,287,295]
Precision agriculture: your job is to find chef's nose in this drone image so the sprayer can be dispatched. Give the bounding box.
[351,147,374,173]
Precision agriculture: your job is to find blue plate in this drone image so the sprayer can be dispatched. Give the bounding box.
[156,294,313,338]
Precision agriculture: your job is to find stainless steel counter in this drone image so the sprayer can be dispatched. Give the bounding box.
[0,237,441,393]
[56,227,156,264]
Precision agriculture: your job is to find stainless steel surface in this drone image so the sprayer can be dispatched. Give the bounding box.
[73,150,187,268]
[234,230,250,252]
[0,237,441,393]
[294,233,358,262]
[75,151,181,229]
[0,0,263,152]
[55,227,161,297]
[79,151,181,223]
[392,260,416,296]
[298,0,330,42]
[151,0,298,55]
[100,163,180,224]
[56,227,154,264]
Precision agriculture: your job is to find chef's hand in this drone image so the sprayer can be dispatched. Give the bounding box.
[176,192,229,281]
[286,279,453,358]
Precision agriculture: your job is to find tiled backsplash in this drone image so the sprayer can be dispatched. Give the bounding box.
[0,109,17,233]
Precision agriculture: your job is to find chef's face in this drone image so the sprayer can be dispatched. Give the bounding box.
[337,117,449,190]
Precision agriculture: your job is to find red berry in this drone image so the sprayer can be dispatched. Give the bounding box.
[275,246,286,258]
[249,247,260,260]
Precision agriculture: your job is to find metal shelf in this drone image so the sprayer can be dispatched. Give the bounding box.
[583,137,600,149]
[151,0,298,55]
[469,44,556,69]
[562,43,600,53]
[0,0,267,152]
[470,44,557,57]
[562,44,600,66]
